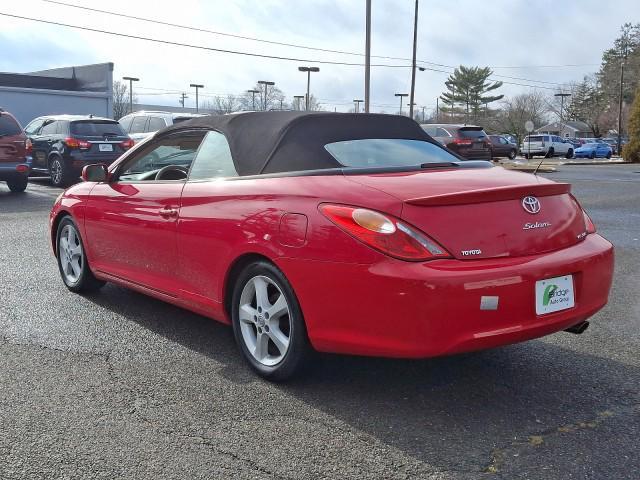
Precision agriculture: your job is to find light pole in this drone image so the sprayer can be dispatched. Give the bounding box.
[257,80,275,111]
[364,0,371,113]
[353,99,364,113]
[247,89,260,110]
[408,0,419,119]
[122,76,139,114]
[617,41,629,156]
[294,95,305,111]
[554,92,571,123]
[395,93,408,116]
[190,83,204,113]
[298,67,320,111]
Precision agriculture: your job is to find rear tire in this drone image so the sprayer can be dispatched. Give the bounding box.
[231,260,311,381]
[56,216,105,293]
[49,157,74,188]
[508,149,517,160]
[7,176,28,193]
[545,148,555,158]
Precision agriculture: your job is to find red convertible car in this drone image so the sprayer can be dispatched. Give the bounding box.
[50,112,614,380]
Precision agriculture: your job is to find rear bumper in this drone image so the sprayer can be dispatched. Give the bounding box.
[277,234,614,358]
[0,160,31,180]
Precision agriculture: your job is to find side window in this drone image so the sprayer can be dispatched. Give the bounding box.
[24,118,45,135]
[40,121,58,135]
[118,133,206,182]
[119,116,133,132]
[189,131,238,180]
[129,116,148,134]
[147,117,166,132]
[422,126,436,136]
[56,121,69,135]
[436,127,450,137]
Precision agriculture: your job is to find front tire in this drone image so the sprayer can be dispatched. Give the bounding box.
[56,216,105,293]
[545,148,555,158]
[231,261,311,381]
[565,149,574,159]
[508,149,517,160]
[7,176,28,193]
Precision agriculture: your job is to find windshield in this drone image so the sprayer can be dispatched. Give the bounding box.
[324,139,461,168]
[71,121,125,137]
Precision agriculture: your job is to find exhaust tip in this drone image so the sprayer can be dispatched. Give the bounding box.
[564,321,590,335]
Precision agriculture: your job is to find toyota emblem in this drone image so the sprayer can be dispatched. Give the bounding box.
[522,196,541,214]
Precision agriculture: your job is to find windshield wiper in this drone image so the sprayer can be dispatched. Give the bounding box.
[420,162,460,169]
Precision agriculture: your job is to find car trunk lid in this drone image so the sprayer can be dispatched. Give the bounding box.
[345,167,586,260]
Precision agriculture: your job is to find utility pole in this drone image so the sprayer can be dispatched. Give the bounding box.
[353,99,363,113]
[423,105,427,123]
[122,76,139,114]
[435,98,439,122]
[554,92,571,123]
[298,67,320,111]
[395,93,408,116]
[179,92,188,108]
[408,0,419,119]
[190,83,204,113]
[257,80,275,111]
[294,95,305,111]
[364,0,371,113]
[247,89,260,111]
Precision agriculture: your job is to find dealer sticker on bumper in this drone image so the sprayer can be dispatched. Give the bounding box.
[535,275,575,315]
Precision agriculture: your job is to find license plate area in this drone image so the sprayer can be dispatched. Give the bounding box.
[99,143,113,152]
[535,275,575,315]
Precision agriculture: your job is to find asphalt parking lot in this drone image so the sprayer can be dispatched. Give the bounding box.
[1,165,638,480]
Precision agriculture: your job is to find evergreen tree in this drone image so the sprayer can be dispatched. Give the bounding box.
[439,66,503,123]
[623,86,640,163]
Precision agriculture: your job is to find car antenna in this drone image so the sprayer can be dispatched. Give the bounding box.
[532,156,545,176]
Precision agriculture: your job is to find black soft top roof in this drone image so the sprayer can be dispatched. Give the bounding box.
[161,111,436,176]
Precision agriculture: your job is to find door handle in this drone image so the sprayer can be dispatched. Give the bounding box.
[159,207,178,218]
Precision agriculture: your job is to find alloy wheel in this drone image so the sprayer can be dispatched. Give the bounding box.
[51,159,62,185]
[238,275,291,366]
[59,224,83,284]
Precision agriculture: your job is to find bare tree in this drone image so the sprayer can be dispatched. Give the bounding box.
[494,91,550,144]
[204,95,241,114]
[112,80,137,120]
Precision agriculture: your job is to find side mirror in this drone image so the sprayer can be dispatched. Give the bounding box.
[82,164,108,182]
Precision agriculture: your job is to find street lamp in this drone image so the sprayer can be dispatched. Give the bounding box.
[298,66,320,111]
[247,89,260,111]
[364,0,371,113]
[293,95,305,111]
[122,76,139,114]
[408,0,419,119]
[353,99,364,113]
[190,83,204,113]
[554,92,571,123]
[395,93,409,116]
[257,80,275,111]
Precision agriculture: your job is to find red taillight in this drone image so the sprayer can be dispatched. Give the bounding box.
[65,137,91,150]
[25,138,33,155]
[319,204,451,262]
[16,164,29,173]
[120,138,134,150]
[583,210,596,234]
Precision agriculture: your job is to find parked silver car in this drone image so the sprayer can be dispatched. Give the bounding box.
[118,111,206,143]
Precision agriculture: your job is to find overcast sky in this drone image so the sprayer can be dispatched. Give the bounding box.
[0,0,635,113]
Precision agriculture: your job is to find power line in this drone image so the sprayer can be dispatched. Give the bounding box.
[40,0,598,74]
[0,12,409,68]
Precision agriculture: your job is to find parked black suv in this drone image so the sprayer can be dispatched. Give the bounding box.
[0,108,31,192]
[421,124,492,160]
[24,115,133,187]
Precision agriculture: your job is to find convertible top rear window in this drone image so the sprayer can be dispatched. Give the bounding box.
[324,139,460,168]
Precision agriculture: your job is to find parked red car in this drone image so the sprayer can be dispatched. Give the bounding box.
[0,108,31,192]
[50,112,614,380]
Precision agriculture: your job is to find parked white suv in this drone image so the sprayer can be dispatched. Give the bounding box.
[520,134,573,159]
[118,111,206,143]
